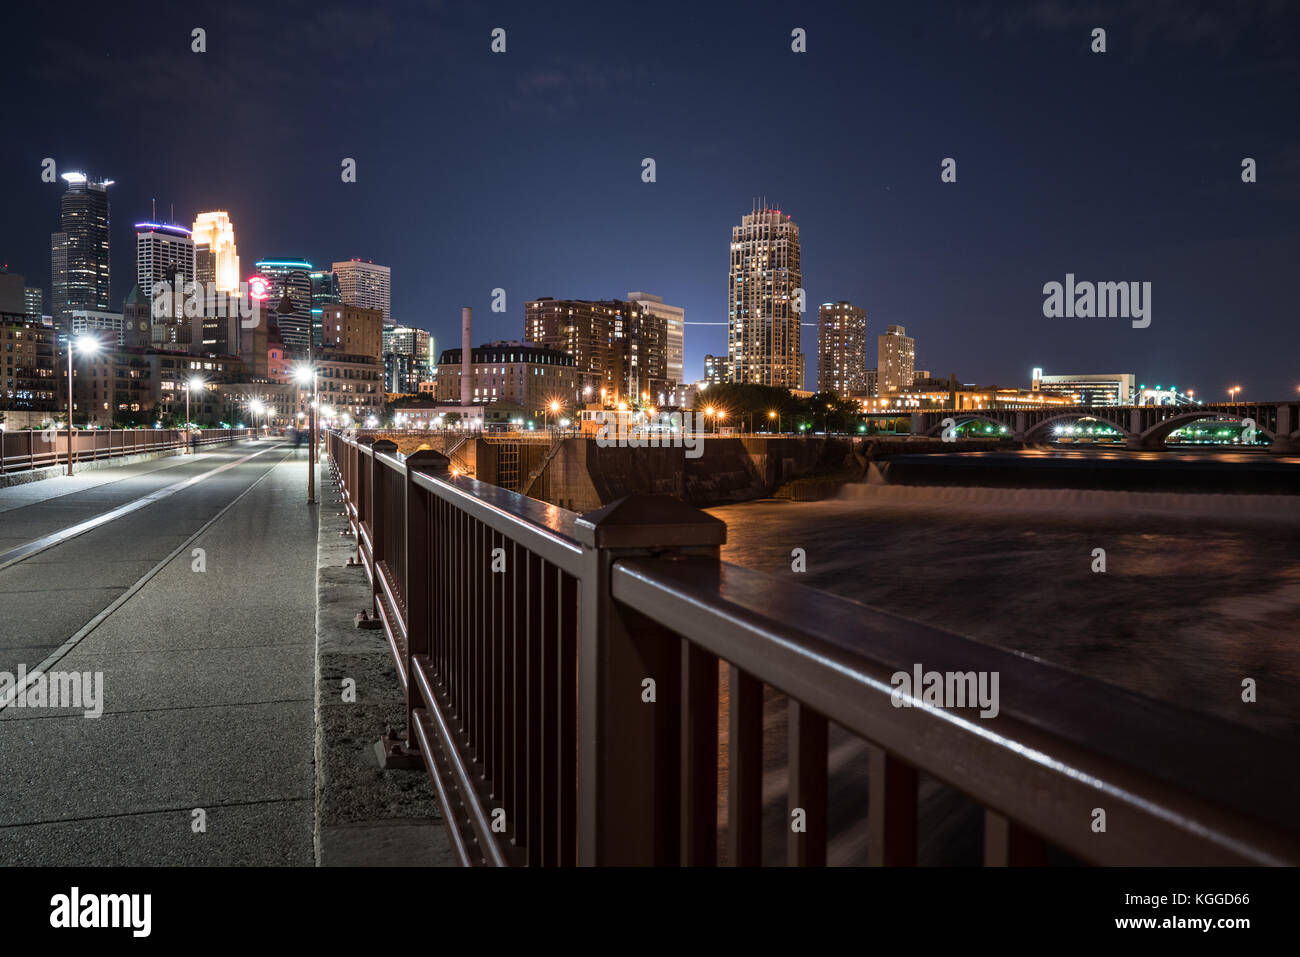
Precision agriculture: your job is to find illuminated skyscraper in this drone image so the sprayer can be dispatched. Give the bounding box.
[817,301,867,395]
[727,203,803,388]
[254,259,314,351]
[332,259,391,325]
[191,211,240,292]
[628,291,685,388]
[877,324,916,395]
[50,172,113,328]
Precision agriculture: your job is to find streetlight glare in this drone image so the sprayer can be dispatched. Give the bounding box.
[189,377,204,391]
[74,335,101,353]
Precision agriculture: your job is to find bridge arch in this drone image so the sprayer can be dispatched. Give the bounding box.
[921,414,1010,438]
[1137,411,1275,447]
[1022,412,1131,442]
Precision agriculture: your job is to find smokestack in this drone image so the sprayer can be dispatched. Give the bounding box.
[461,307,472,411]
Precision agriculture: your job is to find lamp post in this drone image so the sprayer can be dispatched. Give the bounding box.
[184,376,203,453]
[65,334,101,476]
[295,363,318,504]
[769,409,779,433]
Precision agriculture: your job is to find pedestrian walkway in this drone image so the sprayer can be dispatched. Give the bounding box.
[0,454,319,865]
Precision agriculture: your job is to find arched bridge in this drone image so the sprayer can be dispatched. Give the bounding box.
[910,401,1300,451]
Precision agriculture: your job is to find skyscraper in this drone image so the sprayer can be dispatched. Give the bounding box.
[877,324,916,395]
[817,301,868,395]
[191,211,240,292]
[310,269,341,346]
[628,292,685,387]
[254,259,314,352]
[50,172,113,328]
[727,203,802,389]
[135,222,195,320]
[332,259,391,325]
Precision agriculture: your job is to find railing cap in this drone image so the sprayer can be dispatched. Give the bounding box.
[371,439,398,453]
[575,494,726,549]
[405,448,452,473]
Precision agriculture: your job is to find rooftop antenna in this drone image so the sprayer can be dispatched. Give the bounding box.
[170,202,174,224]
[151,198,156,220]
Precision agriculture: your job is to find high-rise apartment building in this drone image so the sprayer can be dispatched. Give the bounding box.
[254,260,314,352]
[817,301,868,395]
[525,297,668,404]
[332,259,391,325]
[135,223,195,320]
[703,353,731,387]
[727,203,802,389]
[627,292,684,387]
[50,172,113,328]
[877,324,916,395]
[191,211,240,292]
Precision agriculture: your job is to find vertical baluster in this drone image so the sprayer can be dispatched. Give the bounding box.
[984,811,1047,866]
[867,745,918,865]
[727,666,763,866]
[680,643,718,866]
[786,701,828,866]
[557,571,578,865]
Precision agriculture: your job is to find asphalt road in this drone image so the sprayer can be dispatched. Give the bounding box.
[0,441,320,865]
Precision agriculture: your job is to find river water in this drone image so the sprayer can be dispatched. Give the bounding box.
[704,454,1300,864]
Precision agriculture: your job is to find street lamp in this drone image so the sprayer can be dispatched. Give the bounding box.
[249,400,266,440]
[1228,386,1241,402]
[295,364,319,504]
[769,409,779,433]
[65,334,101,476]
[183,376,204,453]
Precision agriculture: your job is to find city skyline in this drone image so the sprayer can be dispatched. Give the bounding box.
[3,1,1298,397]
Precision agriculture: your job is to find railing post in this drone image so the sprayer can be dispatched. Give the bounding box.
[368,439,398,618]
[403,449,451,750]
[573,494,726,866]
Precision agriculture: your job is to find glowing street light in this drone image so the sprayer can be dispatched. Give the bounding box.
[183,376,204,453]
[65,334,102,475]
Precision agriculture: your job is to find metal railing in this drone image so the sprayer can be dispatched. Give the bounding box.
[326,428,1300,867]
[0,427,257,474]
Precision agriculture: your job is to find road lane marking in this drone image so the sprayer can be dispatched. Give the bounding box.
[0,444,285,573]
[0,448,303,713]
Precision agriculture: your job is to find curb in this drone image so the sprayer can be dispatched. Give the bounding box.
[311,460,453,866]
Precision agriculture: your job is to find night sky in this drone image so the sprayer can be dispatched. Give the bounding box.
[3,0,1297,397]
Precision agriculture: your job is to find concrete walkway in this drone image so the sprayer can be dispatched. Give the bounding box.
[0,450,318,865]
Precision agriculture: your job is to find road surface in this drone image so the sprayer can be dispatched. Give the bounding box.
[0,441,319,865]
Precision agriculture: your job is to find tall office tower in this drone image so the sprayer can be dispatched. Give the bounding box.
[310,269,341,346]
[865,368,878,398]
[135,222,195,320]
[24,287,43,319]
[877,324,916,395]
[727,202,802,388]
[332,259,391,325]
[817,301,868,395]
[627,292,685,387]
[254,259,314,352]
[191,211,240,292]
[50,172,113,328]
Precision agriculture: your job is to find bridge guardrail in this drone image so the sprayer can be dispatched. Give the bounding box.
[325,428,1300,866]
[0,427,257,474]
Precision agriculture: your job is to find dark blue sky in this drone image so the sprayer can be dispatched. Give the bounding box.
[3,0,1298,396]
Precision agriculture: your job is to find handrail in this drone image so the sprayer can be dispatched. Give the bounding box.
[323,428,1300,867]
[0,427,256,474]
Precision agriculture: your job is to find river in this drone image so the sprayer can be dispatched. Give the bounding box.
[704,453,1300,864]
